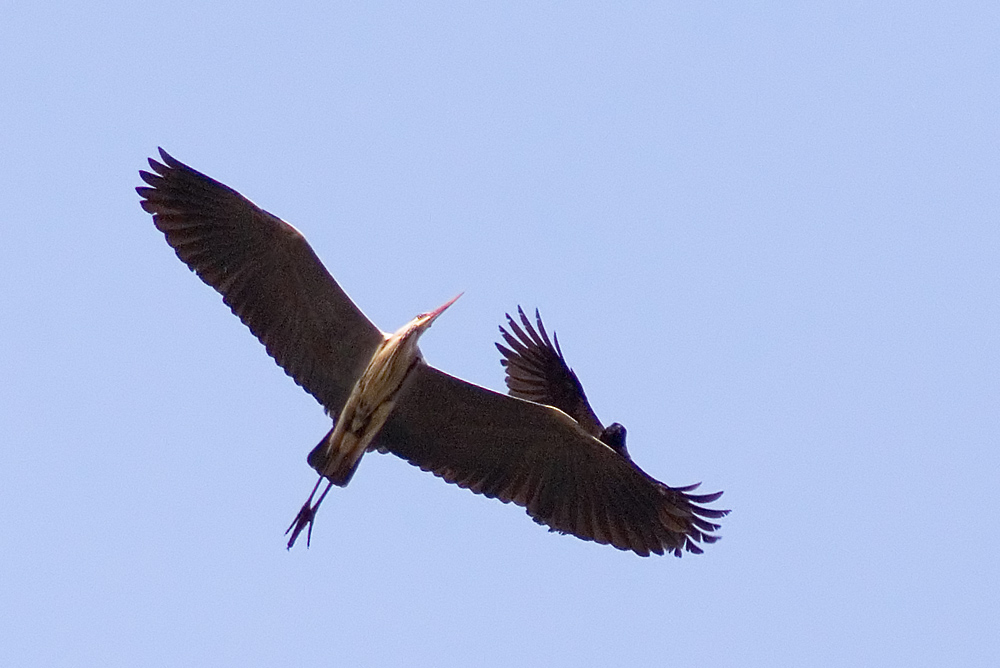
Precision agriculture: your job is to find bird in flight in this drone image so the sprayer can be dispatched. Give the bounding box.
[137,149,728,557]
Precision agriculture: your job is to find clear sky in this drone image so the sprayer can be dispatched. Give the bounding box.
[2,2,997,666]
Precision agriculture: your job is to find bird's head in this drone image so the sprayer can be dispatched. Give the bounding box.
[390,292,464,351]
[412,292,463,332]
[600,422,629,458]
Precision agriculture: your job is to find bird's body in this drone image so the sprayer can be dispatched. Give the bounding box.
[283,295,461,547]
[309,336,405,486]
[137,149,728,557]
[311,294,461,486]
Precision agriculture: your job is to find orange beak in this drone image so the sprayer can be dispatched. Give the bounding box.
[419,292,463,326]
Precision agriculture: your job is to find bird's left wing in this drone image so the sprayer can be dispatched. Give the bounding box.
[137,149,384,413]
[376,364,726,557]
[496,307,605,438]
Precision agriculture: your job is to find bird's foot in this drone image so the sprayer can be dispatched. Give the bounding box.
[285,477,333,550]
[285,501,317,549]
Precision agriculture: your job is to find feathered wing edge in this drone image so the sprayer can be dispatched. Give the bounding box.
[136,148,384,413]
[496,306,605,438]
[378,364,729,557]
[491,307,728,554]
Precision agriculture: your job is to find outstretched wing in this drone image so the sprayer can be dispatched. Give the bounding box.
[377,364,728,557]
[496,307,605,438]
[137,149,384,413]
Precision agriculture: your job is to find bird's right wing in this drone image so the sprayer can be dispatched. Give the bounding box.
[137,149,384,413]
[377,364,726,557]
[496,307,605,437]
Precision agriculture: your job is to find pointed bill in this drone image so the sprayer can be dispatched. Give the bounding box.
[420,292,463,326]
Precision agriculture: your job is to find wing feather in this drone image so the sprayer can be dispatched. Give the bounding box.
[378,364,727,557]
[137,149,384,412]
[496,307,605,437]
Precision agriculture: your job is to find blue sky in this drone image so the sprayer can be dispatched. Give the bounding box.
[2,2,997,666]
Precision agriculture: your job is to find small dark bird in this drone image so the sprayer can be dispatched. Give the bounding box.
[497,307,631,458]
[137,149,728,556]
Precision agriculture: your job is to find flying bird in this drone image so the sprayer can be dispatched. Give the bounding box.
[497,307,631,458]
[137,149,728,557]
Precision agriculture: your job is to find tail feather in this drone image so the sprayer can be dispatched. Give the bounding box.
[307,427,363,487]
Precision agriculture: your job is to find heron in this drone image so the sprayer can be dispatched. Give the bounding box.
[137,149,728,557]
